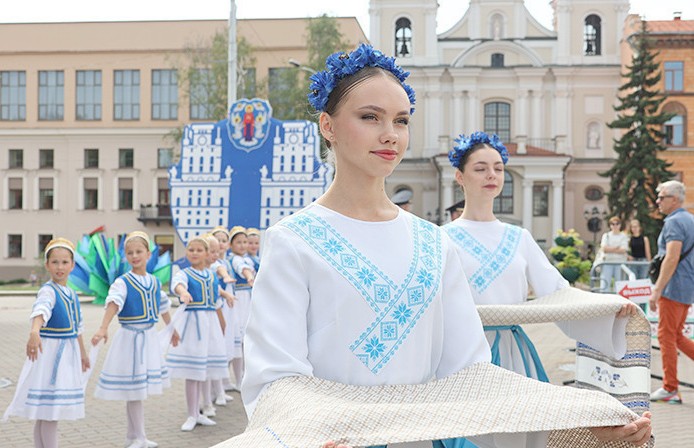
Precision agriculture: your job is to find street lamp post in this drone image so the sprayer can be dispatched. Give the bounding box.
[288,59,317,75]
[584,206,608,252]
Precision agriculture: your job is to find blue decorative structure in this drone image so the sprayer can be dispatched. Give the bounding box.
[169,98,333,245]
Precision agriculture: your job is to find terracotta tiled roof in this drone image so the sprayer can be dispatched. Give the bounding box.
[505,143,569,157]
[647,20,694,33]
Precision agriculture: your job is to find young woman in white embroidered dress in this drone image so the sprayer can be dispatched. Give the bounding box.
[239,45,651,448]
[443,135,638,382]
[3,238,90,448]
[91,231,179,448]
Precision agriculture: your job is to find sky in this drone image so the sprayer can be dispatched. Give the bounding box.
[0,0,690,36]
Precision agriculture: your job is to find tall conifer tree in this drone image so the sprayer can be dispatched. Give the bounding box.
[601,20,674,245]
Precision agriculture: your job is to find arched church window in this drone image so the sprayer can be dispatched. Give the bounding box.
[491,53,505,68]
[484,102,511,142]
[662,102,687,146]
[395,18,412,58]
[584,15,602,56]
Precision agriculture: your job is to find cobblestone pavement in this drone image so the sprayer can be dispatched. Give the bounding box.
[1,295,693,447]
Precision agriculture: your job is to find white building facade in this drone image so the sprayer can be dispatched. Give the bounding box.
[371,0,628,247]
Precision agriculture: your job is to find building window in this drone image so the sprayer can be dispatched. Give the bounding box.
[532,184,549,217]
[493,172,514,214]
[664,61,684,92]
[84,149,99,168]
[395,17,412,58]
[38,178,54,210]
[584,14,601,56]
[38,70,64,120]
[238,67,256,98]
[38,234,53,255]
[0,70,26,121]
[118,178,133,210]
[189,68,215,120]
[484,102,511,142]
[268,67,295,119]
[84,177,98,209]
[9,149,23,169]
[114,69,140,120]
[119,148,134,168]
[8,177,23,209]
[152,69,178,120]
[158,147,174,169]
[39,149,54,169]
[8,234,22,258]
[491,53,505,68]
[662,102,687,147]
[76,70,102,120]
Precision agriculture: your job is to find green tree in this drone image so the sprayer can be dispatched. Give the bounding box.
[269,14,350,121]
[600,20,674,246]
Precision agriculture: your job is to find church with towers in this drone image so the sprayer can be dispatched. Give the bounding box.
[371,0,630,247]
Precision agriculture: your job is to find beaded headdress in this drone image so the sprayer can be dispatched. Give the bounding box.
[308,43,416,114]
[124,231,150,248]
[44,237,75,261]
[188,235,209,250]
[246,228,260,237]
[448,131,509,168]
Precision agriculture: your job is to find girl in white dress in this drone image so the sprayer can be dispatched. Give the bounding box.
[228,226,256,390]
[241,44,652,448]
[245,228,261,272]
[3,238,90,448]
[92,231,179,448]
[166,235,228,432]
[210,227,241,403]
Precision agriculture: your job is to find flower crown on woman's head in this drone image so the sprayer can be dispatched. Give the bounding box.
[308,43,416,114]
[448,131,509,168]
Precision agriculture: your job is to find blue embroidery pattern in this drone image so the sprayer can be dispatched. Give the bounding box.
[444,223,522,293]
[282,211,442,374]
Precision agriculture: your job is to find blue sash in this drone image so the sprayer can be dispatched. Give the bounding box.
[485,325,549,382]
[281,211,442,374]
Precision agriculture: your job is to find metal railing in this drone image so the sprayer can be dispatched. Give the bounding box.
[589,260,650,293]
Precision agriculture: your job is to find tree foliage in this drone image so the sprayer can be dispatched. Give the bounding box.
[269,14,350,121]
[600,20,674,245]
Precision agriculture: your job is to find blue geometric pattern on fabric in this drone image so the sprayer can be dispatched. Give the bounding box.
[281,211,442,374]
[444,223,522,294]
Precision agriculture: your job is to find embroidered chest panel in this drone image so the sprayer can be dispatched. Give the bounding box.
[444,223,522,294]
[281,211,443,374]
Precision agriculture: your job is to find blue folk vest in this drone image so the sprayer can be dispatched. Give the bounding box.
[40,282,81,339]
[184,268,217,311]
[118,272,161,324]
[231,255,253,291]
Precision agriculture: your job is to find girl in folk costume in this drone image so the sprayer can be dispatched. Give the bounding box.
[91,231,179,448]
[3,238,90,448]
[199,234,234,415]
[441,133,640,448]
[166,235,228,432]
[240,44,651,448]
[227,226,256,390]
[246,227,261,272]
[211,226,244,396]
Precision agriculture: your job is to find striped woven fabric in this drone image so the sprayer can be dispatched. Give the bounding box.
[214,288,653,448]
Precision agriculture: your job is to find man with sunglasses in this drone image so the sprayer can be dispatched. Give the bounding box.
[649,180,694,403]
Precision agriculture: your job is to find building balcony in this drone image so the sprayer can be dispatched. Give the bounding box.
[137,203,172,225]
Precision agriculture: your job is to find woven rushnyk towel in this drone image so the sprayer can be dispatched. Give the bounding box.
[213,363,650,448]
[215,288,652,448]
[477,287,651,415]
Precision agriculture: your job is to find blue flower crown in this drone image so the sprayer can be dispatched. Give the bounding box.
[308,43,416,114]
[448,131,509,168]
